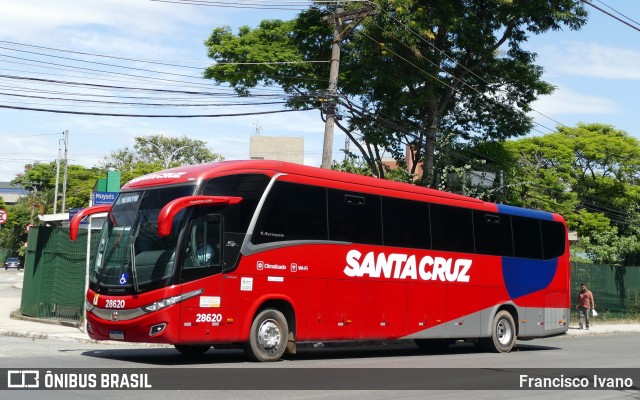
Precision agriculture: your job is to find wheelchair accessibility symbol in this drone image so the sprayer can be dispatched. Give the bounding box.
[119,273,128,285]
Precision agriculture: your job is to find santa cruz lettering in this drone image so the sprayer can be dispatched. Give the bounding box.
[344,250,471,282]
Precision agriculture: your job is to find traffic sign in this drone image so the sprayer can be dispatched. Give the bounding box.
[91,191,118,205]
[0,209,7,225]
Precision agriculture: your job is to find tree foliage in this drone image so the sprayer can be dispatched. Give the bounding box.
[101,134,224,183]
[331,150,411,182]
[505,123,640,265]
[203,0,587,185]
[11,162,103,214]
[0,201,33,257]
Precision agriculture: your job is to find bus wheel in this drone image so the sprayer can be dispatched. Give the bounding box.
[244,309,288,362]
[482,310,516,353]
[174,344,211,356]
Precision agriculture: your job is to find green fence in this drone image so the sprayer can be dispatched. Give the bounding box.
[571,262,640,319]
[0,248,8,264]
[20,226,100,323]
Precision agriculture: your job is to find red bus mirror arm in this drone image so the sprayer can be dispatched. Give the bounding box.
[69,205,112,241]
[157,196,243,238]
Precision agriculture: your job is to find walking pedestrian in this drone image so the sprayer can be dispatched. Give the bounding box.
[576,282,595,330]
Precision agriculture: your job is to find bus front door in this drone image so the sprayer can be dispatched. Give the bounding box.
[177,216,227,344]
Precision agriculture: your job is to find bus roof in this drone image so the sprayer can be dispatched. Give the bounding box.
[121,160,563,222]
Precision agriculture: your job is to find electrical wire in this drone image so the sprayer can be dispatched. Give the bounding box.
[582,0,640,32]
[0,104,317,118]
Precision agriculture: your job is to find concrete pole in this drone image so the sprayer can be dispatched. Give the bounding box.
[82,195,94,334]
[321,8,343,170]
[61,130,69,213]
[53,137,63,214]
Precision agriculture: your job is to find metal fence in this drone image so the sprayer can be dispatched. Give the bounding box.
[0,248,8,265]
[571,262,640,319]
[20,226,99,322]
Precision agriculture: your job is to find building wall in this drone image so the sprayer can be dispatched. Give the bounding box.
[249,136,304,164]
[0,183,28,204]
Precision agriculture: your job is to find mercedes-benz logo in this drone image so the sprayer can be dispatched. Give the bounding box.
[111,311,118,321]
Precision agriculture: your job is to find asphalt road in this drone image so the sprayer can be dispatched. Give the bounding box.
[0,331,638,368]
[1,326,640,399]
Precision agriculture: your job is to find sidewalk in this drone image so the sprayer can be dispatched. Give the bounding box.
[1,295,94,343]
[3,274,640,345]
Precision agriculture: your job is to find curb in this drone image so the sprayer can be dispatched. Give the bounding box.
[10,309,82,328]
[0,329,94,343]
[0,327,174,347]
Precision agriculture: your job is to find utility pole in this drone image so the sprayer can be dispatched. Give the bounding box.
[53,132,65,214]
[320,5,376,169]
[320,9,343,170]
[28,181,42,223]
[344,136,350,161]
[61,130,69,213]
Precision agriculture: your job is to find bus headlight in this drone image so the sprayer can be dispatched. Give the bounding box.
[141,289,203,313]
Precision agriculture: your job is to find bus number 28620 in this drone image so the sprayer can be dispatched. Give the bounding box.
[196,313,222,323]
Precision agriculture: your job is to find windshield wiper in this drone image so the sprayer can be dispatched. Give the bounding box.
[129,240,140,294]
[128,219,144,294]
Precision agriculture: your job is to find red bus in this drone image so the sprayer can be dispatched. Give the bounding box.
[71,160,570,361]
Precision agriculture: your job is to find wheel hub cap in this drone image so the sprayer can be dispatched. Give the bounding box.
[497,319,513,345]
[258,319,280,350]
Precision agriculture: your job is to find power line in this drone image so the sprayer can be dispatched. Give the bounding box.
[339,96,639,221]
[594,0,640,27]
[371,11,569,135]
[0,104,317,118]
[149,0,368,11]
[581,0,640,32]
[0,132,62,140]
[0,92,298,108]
[0,74,286,97]
[0,40,329,68]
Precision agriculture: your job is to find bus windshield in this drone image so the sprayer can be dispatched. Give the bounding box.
[90,185,196,294]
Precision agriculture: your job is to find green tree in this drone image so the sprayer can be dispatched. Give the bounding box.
[12,162,103,214]
[331,150,411,182]
[203,0,587,185]
[65,165,107,209]
[102,134,224,183]
[0,201,31,258]
[505,123,640,264]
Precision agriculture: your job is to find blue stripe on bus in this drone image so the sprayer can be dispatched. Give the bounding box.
[502,257,558,299]
[496,204,554,221]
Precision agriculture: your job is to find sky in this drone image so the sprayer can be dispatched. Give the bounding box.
[0,0,638,184]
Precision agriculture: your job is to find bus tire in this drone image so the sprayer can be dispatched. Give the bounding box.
[244,308,288,362]
[174,344,211,356]
[482,310,516,353]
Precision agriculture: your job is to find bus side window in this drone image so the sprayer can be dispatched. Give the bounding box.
[252,181,327,245]
[541,220,566,259]
[184,220,221,269]
[328,189,382,245]
[512,216,543,259]
[382,197,431,249]
[430,203,474,253]
[473,212,514,257]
